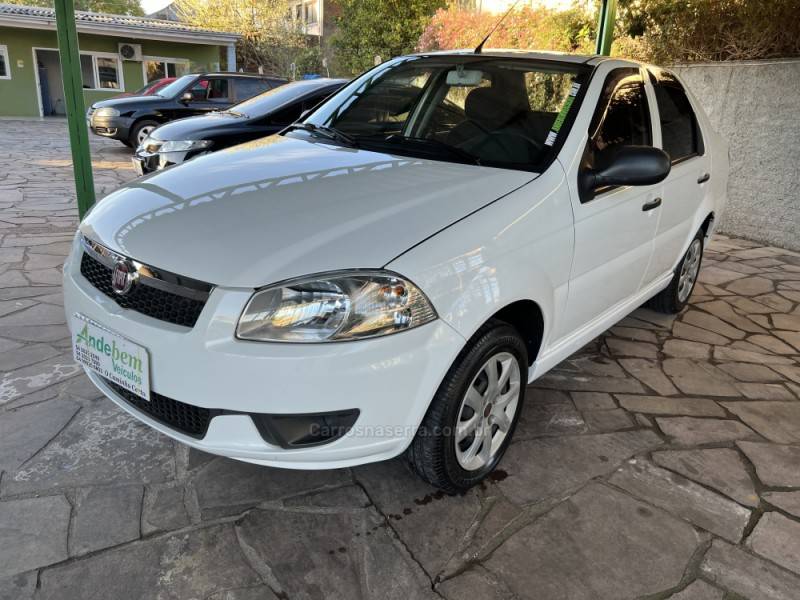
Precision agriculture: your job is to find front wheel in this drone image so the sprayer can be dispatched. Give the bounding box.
[129,120,159,149]
[406,320,527,493]
[647,229,704,314]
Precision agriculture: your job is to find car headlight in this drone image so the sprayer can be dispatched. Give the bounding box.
[236,271,437,343]
[159,140,212,153]
[94,107,120,117]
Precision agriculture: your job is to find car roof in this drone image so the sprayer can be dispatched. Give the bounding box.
[195,72,288,80]
[408,48,642,68]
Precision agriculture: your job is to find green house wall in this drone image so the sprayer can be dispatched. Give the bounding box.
[0,26,223,117]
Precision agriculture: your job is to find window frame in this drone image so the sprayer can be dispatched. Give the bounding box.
[0,44,11,80]
[647,68,705,166]
[78,51,124,92]
[141,56,190,86]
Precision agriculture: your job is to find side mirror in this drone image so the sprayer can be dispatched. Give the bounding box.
[180,92,193,103]
[579,146,671,201]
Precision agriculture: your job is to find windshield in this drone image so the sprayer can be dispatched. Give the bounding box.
[155,75,197,98]
[228,81,335,119]
[300,56,588,171]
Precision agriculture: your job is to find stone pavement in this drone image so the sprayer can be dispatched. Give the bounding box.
[1,118,800,599]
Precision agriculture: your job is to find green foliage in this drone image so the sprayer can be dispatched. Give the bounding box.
[2,0,143,16]
[614,0,800,62]
[332,0,447,76]
[418,5,596,55]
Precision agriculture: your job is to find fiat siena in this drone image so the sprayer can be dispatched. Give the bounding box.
[64,51,727,492]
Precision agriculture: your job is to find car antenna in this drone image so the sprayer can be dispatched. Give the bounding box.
[475,0,521,54]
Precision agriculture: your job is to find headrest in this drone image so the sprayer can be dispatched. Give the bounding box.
[464,87,524,130]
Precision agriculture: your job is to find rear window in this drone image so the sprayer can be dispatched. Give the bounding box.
[235,78,273,101]
[649,69,704,163]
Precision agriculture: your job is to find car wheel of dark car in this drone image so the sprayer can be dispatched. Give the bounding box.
[129,120,159,148]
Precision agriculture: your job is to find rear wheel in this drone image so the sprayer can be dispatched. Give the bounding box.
[129,120,159,148]
[648,229,704,314]
[406,320,527,493]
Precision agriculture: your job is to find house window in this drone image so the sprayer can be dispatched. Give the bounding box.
[144,58,190,83]
[0,45,10,79]
[294,1,318,25]
[79,53,122,90]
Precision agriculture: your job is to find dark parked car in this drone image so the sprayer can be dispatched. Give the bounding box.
[87,72,288,148]
[132,78,347,174]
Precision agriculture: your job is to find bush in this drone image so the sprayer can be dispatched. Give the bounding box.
[616,0,800,62]
[418,6,596,55]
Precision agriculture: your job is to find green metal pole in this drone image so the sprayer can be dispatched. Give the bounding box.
[54,0,95,219]
[595,0,618,56]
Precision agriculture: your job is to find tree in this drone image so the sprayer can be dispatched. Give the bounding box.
[2,0,143,15]
[174,0,319,77]
[332,0,447,76]
[418,5,595,55]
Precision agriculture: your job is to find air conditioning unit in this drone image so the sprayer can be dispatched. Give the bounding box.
[118,43,142,61]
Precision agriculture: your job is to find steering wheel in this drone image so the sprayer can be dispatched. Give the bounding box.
[462,127,545,162]
[488,128,545,155]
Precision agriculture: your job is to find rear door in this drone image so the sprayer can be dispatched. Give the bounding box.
[556,67,661,339]
[643,67,711,282]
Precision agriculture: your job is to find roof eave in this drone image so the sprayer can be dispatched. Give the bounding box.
[0,14,240,45]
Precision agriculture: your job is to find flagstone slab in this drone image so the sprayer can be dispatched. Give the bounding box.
[496,430,662,505]
[763,491,800,518]
[617,395,724,417]
[69,485,143,556]
[484,483,703,600]
[747,512,800,575]
[656,417,759,445]
[736,441,800,487]
[192,456,351,519]
[1,398,174,496]
[668,580,724,600]
[681,311,746,340]
[236,497,435,600]
[0,495,70,578]
[609,460,750,542]
[653,448,759,507]
[36,524,262,600]
[662,359,741,397]
[722,401,800,443]
[619,359,679,396]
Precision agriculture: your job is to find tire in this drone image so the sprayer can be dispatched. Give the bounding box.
[647,229,704,314]
[406,320,528,493]
[129,120,159,149]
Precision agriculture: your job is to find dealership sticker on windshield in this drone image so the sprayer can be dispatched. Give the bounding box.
[545,82,582,146]
[72,314,150,401]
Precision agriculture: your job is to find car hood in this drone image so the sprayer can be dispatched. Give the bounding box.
[81,135,535,288]
[151,112,246,141]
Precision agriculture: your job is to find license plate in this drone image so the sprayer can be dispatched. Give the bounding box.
[72,314,150,401]
[131,157,145,176]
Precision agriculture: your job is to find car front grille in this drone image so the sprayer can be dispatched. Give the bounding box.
[103,378,213,439]
[79,238,212,328]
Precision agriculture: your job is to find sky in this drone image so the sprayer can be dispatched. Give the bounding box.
[140,0,171,15]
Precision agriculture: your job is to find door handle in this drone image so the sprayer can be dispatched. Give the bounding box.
[697,173,710,184]
[642,198,662,212]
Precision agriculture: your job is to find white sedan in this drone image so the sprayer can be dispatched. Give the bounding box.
[64,51,728,492]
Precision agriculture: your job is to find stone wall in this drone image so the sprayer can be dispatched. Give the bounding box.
[672,59,800,251]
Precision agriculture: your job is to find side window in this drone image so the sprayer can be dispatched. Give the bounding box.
[588,68,652,160]
[235,78,271,101]
[187,79,210,100]
[650,70,704,163]
[205,78,230,102]
[301,91,334,113]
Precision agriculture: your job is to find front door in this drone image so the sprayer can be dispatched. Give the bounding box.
[181,76,233,116]
[556,67,661,339]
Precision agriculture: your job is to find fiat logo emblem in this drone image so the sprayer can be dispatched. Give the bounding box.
[111,260,136,295]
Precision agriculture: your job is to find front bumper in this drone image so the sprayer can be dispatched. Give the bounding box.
[63,239,465,469]
[89,115,133,141]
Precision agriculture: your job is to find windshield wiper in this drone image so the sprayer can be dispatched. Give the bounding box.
[285,123,358,147]
[382,135,481,166]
